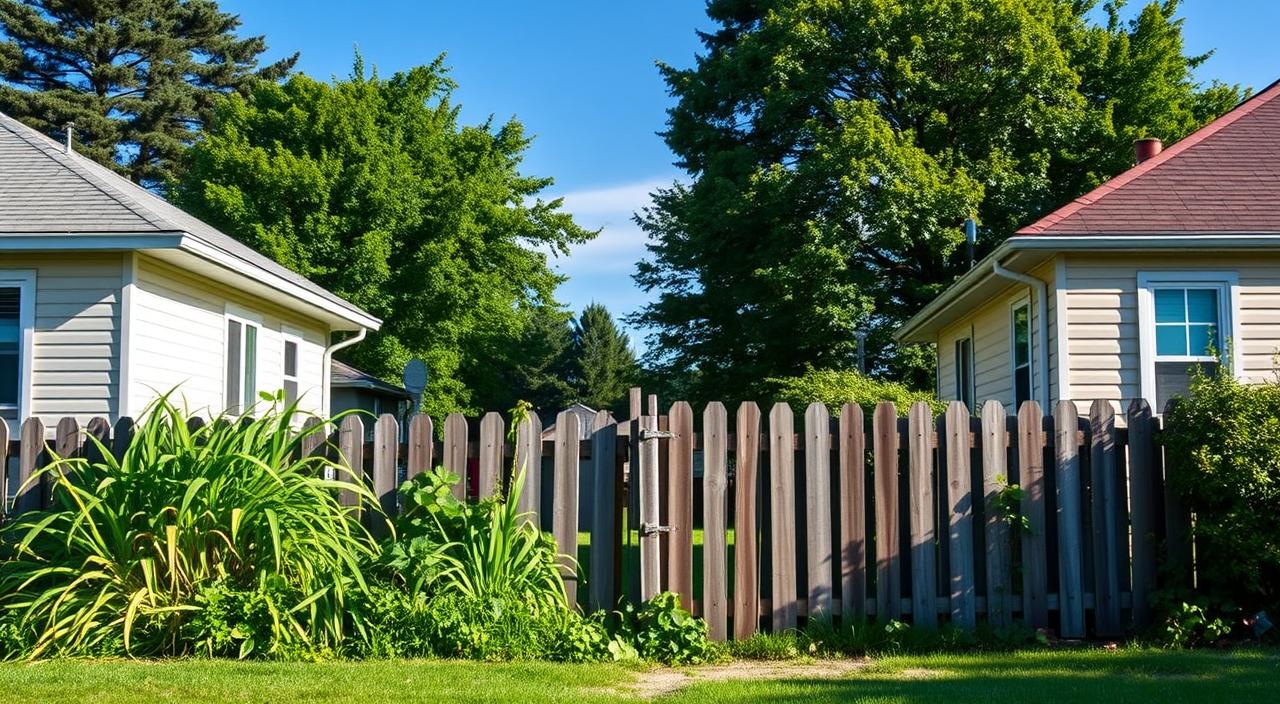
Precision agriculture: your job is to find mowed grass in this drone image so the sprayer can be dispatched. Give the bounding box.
[663,648,1280,704]
[0,649,1275,703]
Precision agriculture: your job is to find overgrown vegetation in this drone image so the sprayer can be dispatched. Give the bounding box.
[766,368,942,415]
[1163,367,1280,621]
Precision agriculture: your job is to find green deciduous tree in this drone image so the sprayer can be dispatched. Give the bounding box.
[175,57,594,418]
[0,0,296,187]
[635,0,1243,403]
[570,303,637,413]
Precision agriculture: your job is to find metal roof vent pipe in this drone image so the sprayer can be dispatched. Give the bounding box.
[1135,137,1162,164]
[964,218,977,269]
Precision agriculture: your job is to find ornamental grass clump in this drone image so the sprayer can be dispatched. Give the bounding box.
[0,393,378,659]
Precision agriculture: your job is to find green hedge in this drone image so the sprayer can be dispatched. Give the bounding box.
[766,368,943,415]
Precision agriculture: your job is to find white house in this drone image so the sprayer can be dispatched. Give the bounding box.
[895,80,1280,411]
[0,110,380,431]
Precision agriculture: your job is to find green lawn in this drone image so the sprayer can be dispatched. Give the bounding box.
[0,649,1274,703]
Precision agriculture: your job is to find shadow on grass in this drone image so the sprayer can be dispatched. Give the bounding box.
[663,650,1280,704]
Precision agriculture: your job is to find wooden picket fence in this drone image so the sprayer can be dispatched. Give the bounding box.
[0,392,1190,641]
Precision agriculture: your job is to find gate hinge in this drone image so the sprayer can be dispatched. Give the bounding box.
[640,523,673,536]
[639,429,676,441]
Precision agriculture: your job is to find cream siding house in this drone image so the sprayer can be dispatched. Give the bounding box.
[0,111,380,433]
[897,81,1280,411]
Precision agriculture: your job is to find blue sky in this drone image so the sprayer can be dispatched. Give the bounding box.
[222,1,1280,351]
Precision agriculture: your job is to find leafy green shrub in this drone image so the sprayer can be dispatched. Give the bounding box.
[1158,601,1232,649]
[766,368,942,415]
[0,393,378,658]
[1163,368,1280,613]
[616,592,717,664]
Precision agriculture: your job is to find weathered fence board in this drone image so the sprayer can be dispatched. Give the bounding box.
[1018,401,1049,629]
[804,402,833,620]
[372,414,398,534]
[1128,398,1158,631]
[337,414,363,509]
[945,402,976,629]
[769,403,797,631]
[873,402,901,620]
[668,402,695,611]
[981,400,1013,627]
[1089,399,1123,637]
[734,402,761,639]
[907,402,937,629]
[839,403,867,624]
[406,414,433,480]
[516,414,542,520]
[589,416,619,611]
[443,413,467,500]
[702,402,729,640]
[478,412,504,499]
[638,414,661,602]
[1054,401,1085,638]
[552,410,581,607]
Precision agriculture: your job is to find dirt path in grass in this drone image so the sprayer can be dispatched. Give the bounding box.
[623,659,869,699]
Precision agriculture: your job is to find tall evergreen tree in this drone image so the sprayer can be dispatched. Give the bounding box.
[0,0,296,187]
[634,0,1243,402]
[571,303,637,412]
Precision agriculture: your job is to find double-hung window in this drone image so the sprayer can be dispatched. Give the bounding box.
[0,272,35,419]
[954,337,974,408]
[1011,302,1033,409]
[225,316,259,415]
[1139,272,1238,409]
[282,337,300,406]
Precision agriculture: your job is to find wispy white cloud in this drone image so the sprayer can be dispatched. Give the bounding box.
[554,178,673,216]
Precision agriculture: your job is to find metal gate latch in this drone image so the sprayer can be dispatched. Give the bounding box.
[639,429,676,440]
[640,523,673,536]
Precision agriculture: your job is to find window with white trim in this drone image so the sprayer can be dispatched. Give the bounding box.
[225,317,259,414]
[1011,302,1033,408]
[0,272,34,416]
[954,337,974,408]
[1138,272,1237,409]
[283,338,300,406]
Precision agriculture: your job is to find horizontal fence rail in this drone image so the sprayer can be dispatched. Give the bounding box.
[0,395,1191,641]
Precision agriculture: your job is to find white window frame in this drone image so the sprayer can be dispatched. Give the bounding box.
[1137,270,1242,408]
[0,270,36,423]
[281,328,303,407]
[1009,297,1034,409]
[224,307,263,415]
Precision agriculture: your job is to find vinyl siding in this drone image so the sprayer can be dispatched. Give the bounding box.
[1,253,123,430]
[936,258,1057,411]
[128,255,329,418]
[1062,253,1280,405]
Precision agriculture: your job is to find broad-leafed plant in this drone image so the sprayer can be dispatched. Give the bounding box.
[0,392,379,658]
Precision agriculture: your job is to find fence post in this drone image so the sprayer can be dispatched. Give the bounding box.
[637,413,661,602]
[945,401,976,630]
[769,402,797,631]
[1127,398,1158,631]
[337,414,364,510]
[873,401,901,621]
[668,402,695,611]
[111,417,134,461]
[1054,400,1085,638]
[552,410,581,608]
[478,412,504,499]
[804,402,833,620]
[734,402,762,639]
[16,417,45,513]
[907,402,937,629]
[981,400,1013,627]
[1018,400,1049,629]
[839,403,867,625]
[372,414,399,528]
[516,413,543,521]
[300,416,325,460]
[406,414,434,481]
[588,416,618,612]
[703,402,729,640]
[443,413,468,500]
[1089,400,1123,637]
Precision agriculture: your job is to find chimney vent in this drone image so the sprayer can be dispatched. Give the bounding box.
[1134,137,1162,164]
[63,121,75,154]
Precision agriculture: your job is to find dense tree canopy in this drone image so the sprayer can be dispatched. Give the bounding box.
[570,303,638,413]
[0,0,295,187]
[634,0,1243,401]
[176,57,595,418]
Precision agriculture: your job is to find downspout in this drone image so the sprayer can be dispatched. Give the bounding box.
[992,262,1051,411]
[321,328,367,415]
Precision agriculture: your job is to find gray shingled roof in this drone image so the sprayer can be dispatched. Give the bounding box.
[0,111,376,324]
[330,360,411,398]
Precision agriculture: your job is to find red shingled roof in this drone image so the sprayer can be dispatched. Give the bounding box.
[1018,79,1280,236]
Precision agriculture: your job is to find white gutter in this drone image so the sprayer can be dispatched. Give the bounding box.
[321,328,367,414]
[992,262,1050,411]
